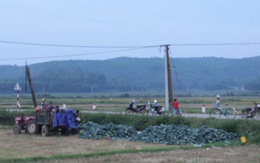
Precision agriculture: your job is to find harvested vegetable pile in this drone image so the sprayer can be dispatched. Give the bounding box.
[78,122,136,140]
[77,122,239,145]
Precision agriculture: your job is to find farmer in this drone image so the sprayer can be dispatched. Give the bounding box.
[47,101,55,112]
[74,110,81,123]
[55,105,60,113]
[41,98,47,109]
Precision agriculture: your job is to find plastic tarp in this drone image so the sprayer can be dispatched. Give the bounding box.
[52,109,76,129]
[66,109,77,129]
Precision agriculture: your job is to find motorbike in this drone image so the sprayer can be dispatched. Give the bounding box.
[148,100,165,115]
[125,101,148,114]
[241,102,260,119]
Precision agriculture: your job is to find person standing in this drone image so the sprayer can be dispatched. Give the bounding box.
[47,101,55,112]
[172,99,179,115]
[41,98,47,109]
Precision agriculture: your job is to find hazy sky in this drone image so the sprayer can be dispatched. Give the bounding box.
[0,0,260,66]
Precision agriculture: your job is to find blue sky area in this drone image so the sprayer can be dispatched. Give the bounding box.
[0,0,260,65]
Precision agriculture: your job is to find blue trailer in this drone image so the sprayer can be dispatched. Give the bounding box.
[35,108,78,136]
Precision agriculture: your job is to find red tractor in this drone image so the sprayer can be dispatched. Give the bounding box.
[13,114,36,134]
[13,109,78,136]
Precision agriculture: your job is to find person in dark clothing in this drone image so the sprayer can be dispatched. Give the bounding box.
[74,110,80,122]
[47,101,55,112]
[71,110,80,134]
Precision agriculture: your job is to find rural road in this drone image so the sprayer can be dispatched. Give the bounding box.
[82,110,247,120]
[6,108,255,120]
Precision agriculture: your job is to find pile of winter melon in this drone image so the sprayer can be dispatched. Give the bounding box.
[77,122,239,145]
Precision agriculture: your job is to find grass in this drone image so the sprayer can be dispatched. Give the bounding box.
[0,128,171,162]
[0,127,259,163]
[0,145,193,163]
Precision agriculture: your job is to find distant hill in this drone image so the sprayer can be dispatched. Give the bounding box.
[0,56,260,93]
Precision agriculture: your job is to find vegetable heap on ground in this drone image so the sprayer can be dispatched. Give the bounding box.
[77,122,239,145]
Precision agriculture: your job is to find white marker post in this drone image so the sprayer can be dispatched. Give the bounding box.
[14,83,21,110]
[216,94,220,106]
[202,104,206,114]
[92,103,96,110]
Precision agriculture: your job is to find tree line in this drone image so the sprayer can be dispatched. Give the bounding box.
[0,56,260,93]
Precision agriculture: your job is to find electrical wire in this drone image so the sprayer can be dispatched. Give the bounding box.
[1,40,260,48]
[0,40,259,61]
[0,40,160,49]
[0,46,155,60]
[169,43,260,46]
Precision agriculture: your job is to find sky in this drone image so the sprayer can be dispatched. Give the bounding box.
[0,0,260,66]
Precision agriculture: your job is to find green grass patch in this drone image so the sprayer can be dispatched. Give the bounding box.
[0,142,238,163]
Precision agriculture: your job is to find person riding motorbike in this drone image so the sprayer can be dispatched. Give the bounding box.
[128,99,137,112]
[248,102,258,117]
[126,99,147,113]
[151,100,163,114]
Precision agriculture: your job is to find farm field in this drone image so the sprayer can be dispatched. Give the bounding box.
[1,95,260,162]
[1,95,259,114]
[0,127,259,163]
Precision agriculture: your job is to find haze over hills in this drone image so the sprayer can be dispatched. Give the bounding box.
[0,56,260,94]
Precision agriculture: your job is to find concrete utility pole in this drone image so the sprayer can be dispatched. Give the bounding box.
[26,65,37,108]
[164,45,173,110]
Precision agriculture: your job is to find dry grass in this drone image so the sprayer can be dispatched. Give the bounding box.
[1,128,260,163]
[0,128,165,159]
[38,145,260,163]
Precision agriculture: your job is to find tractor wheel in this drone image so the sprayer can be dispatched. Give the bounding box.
[13,125,22,135]
[41,125,50,137]
[27,120,36,134]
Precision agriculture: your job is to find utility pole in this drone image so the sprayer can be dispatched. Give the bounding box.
[167,46,173,107]
[26,65,37,108]
[164,45,173,110]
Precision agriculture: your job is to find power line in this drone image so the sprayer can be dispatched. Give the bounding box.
[0,40,160,49]
[170,42,260,46]
[0,46,154,61]
[0,40,260,48]
[0,40,259,61]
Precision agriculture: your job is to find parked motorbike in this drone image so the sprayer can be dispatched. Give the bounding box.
[125,100,148,115]
[148,100,164,115]
[241,102,260,119]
